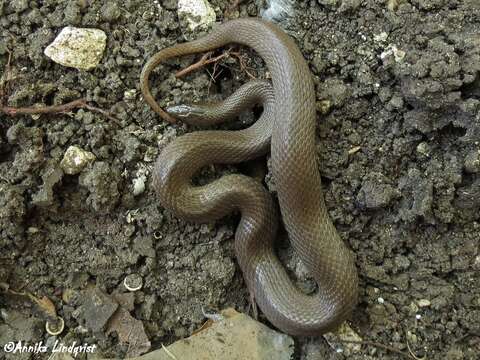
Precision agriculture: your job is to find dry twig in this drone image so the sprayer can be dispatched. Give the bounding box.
[0,99,121,125]
[176,52,227,78]
[175,48,256,81]
[0,52,121,125]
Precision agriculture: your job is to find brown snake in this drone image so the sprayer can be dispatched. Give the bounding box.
[140,18,358,336]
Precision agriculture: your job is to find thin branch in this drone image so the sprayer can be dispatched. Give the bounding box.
[230,51,256,79]
[1,99,87,116]
[0,99,122,125]
[175,52,231,78]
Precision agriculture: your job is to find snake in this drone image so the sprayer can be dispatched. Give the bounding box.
[140,18,358,336]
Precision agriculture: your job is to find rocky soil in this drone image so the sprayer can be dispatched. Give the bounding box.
[0,0,479,359]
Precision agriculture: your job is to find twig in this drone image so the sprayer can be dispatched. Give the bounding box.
[1,52,121,125]
[230,51,256,79]
[83,103,122,124]
[175,52,230,78]
[175,49,256,82]
[405,331,427,360]
[0,99,122,125]
[1,99,87,116]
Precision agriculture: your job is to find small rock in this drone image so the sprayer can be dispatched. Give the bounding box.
[339,0,361,12]
[11,0,29,13]
[262,0,295,21]
[79,162,121,214]
[44,27,107,70]
[380,44,406,63]
[387,0,399,11]
[316,100,331,115]
[101,1,122,22]
[416,142,431,157]
[386,94,404,110]
[418,299,431,307]
[133,174,147,196]
[406,330,418,344]
[398,168,434,222]
[464,149,480,173]
[178,0,216,32]
[311,53,326,74]
[374,32,389,42]
[74,288,118,332]
[357,172,399,209]
[32,162,64,207]
[319,78,350,108]
[124,89,137,102]
[60,146,96,175]
[129,308,294,360]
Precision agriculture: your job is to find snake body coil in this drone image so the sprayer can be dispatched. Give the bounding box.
[141,18,358,335]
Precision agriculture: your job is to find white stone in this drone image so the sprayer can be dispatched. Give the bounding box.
[132,175,146,196]
[178,0,216,32]
[374,32,388,42]
[380,44,406,63]
[44,27,107,70]
[60,146,96,175]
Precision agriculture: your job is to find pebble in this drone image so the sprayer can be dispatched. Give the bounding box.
[124,89,137,102]
[177,0,216,31]
[374,32,389,42]
[464,149,480,173]
[416,142,431,157]
[60,146,96,175]
[32,163,64,207]
[74,288,118,332]
[380,44,406,63]
[132,175,146,196]
[44,27,107,70]
[130,308,294,360]
[11,0,29,13]
[418,299,431,307]
[357,173,398,209]
[316,100,332,114]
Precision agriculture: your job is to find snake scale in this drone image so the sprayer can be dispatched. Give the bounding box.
[140,18,358,335]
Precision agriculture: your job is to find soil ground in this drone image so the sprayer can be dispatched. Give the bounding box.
[1,0,479,359]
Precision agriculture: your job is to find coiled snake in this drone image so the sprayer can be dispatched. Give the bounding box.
[140,18,358,336]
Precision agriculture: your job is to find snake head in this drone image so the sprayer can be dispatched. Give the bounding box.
[165,104,206,121]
